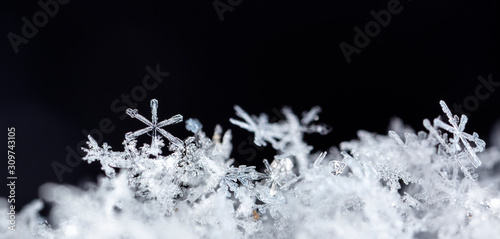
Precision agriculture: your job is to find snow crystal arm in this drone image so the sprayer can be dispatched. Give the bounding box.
[230,106,272,146]
[458,115,467,133]
[126,109,153,127]
[313,151,327,167]
[157,114,183,128]
[263,159,273,176]
[125,126,154,140]
[388,131,405,148]
[229,105,256,131]
[459,134,483,167]
[461,132,486,152]
[423,119,450,151]
[156,127,184,149]
[87,135,99,147]
[433,119,455,134]
[229,105,267,142]
[150,99,158,124]
[229,118,252,132]
[301,106,322,125]
[439,100,454,122]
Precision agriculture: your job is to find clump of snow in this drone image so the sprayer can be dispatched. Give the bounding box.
[2,99,500,239]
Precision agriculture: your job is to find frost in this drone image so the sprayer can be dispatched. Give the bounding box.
[4,100,500,239]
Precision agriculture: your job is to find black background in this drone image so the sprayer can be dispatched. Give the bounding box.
[0,0,498,211]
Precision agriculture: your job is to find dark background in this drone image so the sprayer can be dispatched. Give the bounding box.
[0,0,498,211]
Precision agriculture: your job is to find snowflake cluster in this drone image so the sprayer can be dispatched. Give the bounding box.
[2,99,500,239]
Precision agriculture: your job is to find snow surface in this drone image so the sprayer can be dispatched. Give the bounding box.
[2,100,500,239]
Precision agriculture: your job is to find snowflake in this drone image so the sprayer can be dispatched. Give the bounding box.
[262,156,298,196]
[125,99,184,150]
[423,101,485,179]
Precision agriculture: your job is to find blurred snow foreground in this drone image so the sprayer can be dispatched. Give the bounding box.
[3,100,500,239]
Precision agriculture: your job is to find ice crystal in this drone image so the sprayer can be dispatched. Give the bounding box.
[423,101,485,180]
[329,159,347,176]
[3,99,500,239]
[230,105,331,172]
